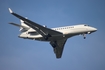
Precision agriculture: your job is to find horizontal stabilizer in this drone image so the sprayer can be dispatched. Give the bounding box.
[9,22,29,30]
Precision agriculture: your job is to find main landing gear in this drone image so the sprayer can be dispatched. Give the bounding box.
[44,34,52,40]
[50,41,58,54]
[50,41,57,48]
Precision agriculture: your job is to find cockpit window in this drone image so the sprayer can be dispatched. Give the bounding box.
[84,25,89,26]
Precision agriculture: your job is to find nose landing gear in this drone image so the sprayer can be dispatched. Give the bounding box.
[83,33,86,39]
[82,32,91,39]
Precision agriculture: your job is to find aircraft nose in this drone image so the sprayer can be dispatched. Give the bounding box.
[92,27,97,32]
[94,28,97,31]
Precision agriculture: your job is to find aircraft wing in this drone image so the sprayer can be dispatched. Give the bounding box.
[8,8,62,38]
[50,38,67,58]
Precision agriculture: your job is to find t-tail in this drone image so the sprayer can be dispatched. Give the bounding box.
[9,19,30,32]
[19,19,29,32]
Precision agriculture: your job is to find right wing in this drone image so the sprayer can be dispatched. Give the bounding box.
[8,8,63,38]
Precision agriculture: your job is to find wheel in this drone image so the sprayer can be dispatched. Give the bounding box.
[44,36,48,40]
[84,37,86,39]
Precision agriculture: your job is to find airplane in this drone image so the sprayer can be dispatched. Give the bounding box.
[8,8,97,59]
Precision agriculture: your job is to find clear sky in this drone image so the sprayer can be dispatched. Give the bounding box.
[0,0,105,70]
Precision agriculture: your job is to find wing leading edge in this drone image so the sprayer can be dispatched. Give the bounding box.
[8,8,62,40]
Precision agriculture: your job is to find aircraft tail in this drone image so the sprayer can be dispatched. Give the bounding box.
[20,19,29,28]
[20,19,29,32]
[9,19,29,32]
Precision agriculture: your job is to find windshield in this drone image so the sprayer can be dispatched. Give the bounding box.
[84,24,89,26]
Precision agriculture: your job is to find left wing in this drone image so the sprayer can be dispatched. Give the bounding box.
[8,8,63,39]
[50,38,67,58]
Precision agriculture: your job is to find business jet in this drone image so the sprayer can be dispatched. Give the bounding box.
[8,8,97,58]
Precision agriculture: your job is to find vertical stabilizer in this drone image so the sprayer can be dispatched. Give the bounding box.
[20,20,29,32]
[20,19,29,28]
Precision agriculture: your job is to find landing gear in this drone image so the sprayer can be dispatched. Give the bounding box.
[84,36,86,39]
[50,41,57,48]
[83,33,86,39]
[82,32,92,39]
[44,34,52,40]
[50,41,58,54]
[44,36,49,40]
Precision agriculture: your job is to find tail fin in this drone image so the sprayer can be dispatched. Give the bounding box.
[9,20,29,32]
[20,19,29,32]
[20,19,29,28]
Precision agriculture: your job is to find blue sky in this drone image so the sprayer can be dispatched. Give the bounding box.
[0,0,105,70]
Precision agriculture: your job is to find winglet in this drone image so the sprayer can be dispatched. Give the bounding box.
[8,8,13,13]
